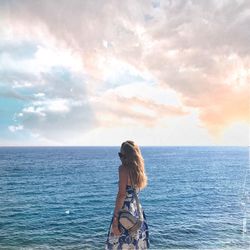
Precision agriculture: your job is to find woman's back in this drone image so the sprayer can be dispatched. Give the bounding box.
[105,141,150,249]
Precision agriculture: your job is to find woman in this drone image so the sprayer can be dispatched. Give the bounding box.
[105,140,150,249]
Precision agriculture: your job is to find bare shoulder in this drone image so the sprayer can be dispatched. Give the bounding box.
[119,165,131,185]
[119,164,127,173]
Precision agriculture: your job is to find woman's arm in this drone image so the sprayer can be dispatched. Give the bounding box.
[113,165,127,217]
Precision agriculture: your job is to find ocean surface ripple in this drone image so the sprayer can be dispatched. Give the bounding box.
[0,146,249,249]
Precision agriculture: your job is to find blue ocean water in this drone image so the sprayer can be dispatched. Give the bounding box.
[0,146,249,249]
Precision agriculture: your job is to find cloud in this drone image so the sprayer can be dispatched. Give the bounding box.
[185,84,250,136]
[0,38,96,143]
[15,65,97,141]
[139,0,250,136]
[90,92,188,127]
[8,124,23,132]
[0,41,37,60]
[0,0,249,145]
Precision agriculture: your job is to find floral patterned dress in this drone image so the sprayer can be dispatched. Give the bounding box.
[105,184,150,249]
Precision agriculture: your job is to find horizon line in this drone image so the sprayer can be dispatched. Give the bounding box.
[0,145,248,147]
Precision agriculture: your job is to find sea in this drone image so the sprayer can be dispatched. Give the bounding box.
[0,146,249,249]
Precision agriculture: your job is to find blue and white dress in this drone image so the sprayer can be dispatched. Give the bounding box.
[105,184,150,249]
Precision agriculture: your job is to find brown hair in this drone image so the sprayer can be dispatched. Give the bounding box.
[120,140,148,190]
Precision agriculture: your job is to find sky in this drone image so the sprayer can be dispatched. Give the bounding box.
[0,0,249,146]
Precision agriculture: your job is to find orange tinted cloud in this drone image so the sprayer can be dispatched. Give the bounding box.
[92,94,188,127]
[183,84,250,136]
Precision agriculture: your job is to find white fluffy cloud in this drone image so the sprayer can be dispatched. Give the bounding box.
[8,125,23,132]
[0,39,96,143]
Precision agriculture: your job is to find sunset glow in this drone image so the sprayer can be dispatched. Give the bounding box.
[0,0,249,146]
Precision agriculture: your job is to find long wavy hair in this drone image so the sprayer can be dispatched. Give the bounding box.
[120,140,148,190]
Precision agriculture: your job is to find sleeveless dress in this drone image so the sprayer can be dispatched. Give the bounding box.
[105,184,150,249]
